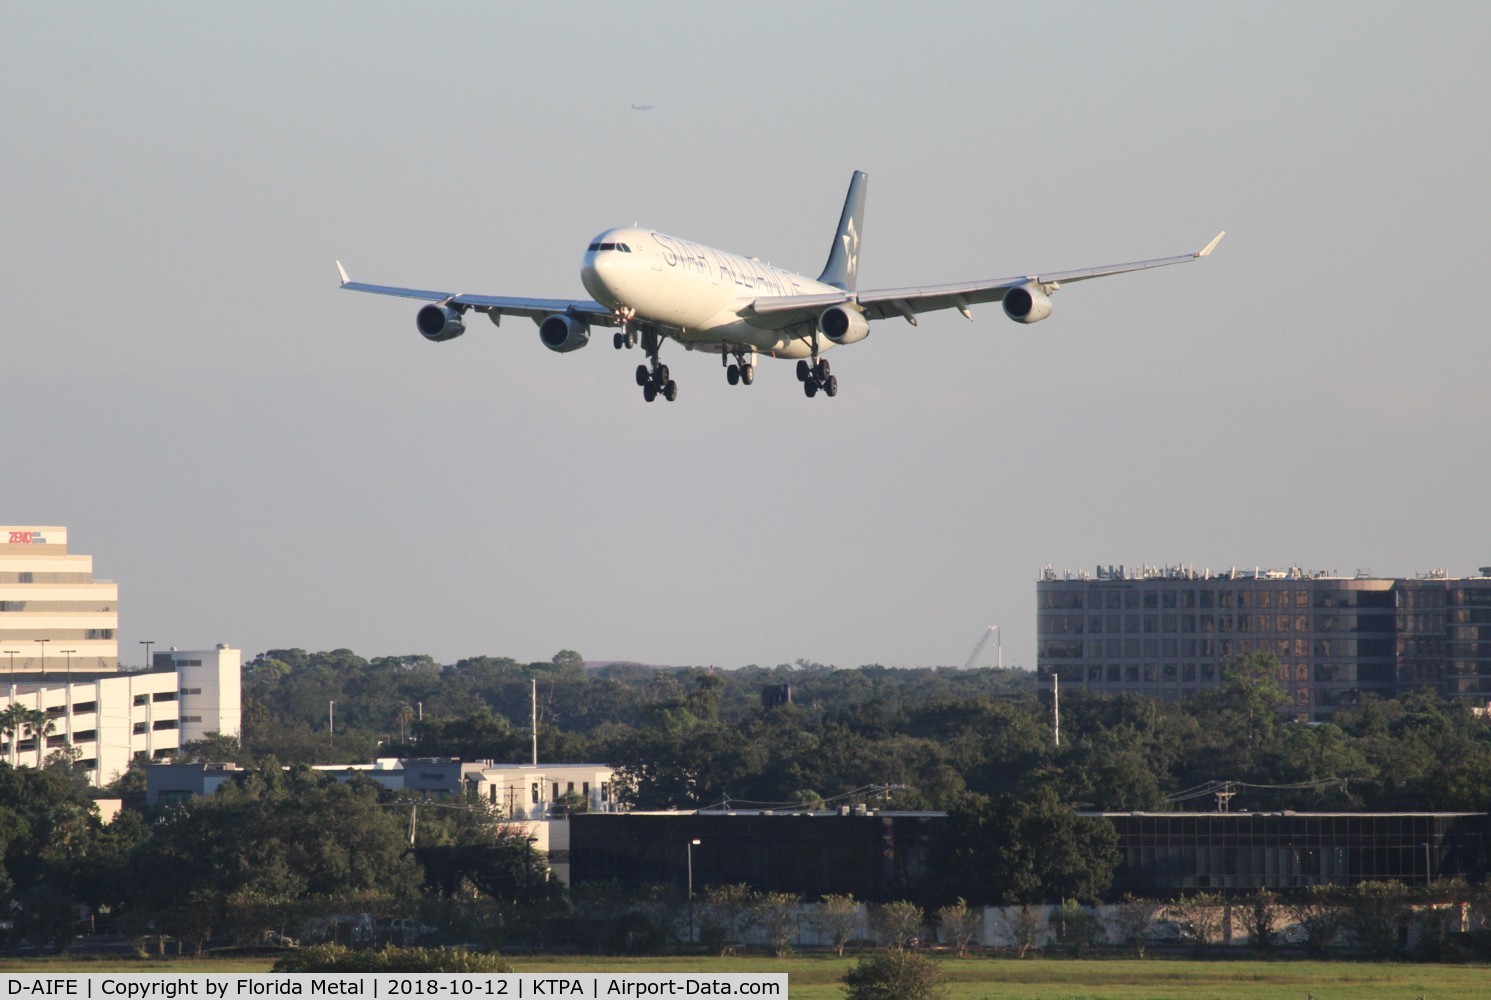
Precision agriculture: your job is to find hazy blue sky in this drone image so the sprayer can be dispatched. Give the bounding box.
[5,2,1488,672]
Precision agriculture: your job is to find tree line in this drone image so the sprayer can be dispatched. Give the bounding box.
[3,646,1491,954]
[236,648,1491,816]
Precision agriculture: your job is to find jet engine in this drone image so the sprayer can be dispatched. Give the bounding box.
[538,314,591,353]
[818,304,870,345]
[1003,283,1053,324]
[416,303,465,342]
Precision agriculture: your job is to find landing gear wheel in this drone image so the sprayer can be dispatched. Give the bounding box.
[825,374,838,397]
[636,365,649,387]
[664,380,678,401]
[625,331,637,349]
[643,382,658,402]
[613,332,625,350]
[727,364,740,386]
[656,363,670,384]
[804,379,818,398]
[796,359,810,382]
[741,364,755,385]
[814,359,831,382]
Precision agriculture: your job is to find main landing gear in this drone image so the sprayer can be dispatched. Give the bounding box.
[797,358,838,398]
[636,332,677,403]
[724,349,756,387]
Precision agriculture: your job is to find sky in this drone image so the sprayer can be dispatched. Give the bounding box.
[4,2,1489,673]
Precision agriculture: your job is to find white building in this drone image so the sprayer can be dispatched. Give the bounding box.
[0,525,119,673]
[463,762,618,820]
[1,645,241,786]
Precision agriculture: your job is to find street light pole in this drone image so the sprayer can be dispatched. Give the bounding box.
[139,640,154,672]
[59,649,76,744]
[2,650,16,686]
[687,838,701,944]
[34,639,49,675]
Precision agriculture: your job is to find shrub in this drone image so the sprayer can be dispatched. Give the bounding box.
[273,945,513,973]
[841,950,947,1000]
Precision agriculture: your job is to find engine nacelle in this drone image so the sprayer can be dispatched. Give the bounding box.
[538,313,591,353]
[416,303,465,342]
[1003,283,1053,324]
[818,304,870,345]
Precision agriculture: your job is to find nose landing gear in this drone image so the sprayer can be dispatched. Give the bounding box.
[611,308,638,350]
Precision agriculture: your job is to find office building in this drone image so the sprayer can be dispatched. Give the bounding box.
[1,525,119,673]
[1037,565,1491,718]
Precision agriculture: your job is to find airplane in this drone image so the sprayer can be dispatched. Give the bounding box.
[337,171,1223,402]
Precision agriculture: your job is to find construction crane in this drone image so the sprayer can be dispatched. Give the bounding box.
[960,625,1001,669]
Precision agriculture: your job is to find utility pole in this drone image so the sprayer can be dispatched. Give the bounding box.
[531,679,538,766]
[1053,671,1060,747]
[329,700,335,751]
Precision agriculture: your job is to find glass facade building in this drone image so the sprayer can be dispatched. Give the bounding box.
[570,811,942,903]
[570,810,1490,902]
[1037,566,1491,718]
[1101,811,1490,896]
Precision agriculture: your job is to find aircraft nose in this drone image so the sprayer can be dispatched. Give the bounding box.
[581,250,626,306]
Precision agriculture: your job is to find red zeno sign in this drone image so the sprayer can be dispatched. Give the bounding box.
[8,532,37,544]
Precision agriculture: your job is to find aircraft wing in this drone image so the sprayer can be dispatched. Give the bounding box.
[747,232,1224,325]
[336,264,615,325]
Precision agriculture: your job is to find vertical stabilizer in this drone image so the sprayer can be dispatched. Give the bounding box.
[818,171,868,291]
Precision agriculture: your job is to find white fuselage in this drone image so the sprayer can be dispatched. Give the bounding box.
[579,227,840,359]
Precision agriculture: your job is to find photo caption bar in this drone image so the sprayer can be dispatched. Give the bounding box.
[1,974,788,1000]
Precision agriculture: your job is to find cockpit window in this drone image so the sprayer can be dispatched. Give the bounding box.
[588,242,632,253]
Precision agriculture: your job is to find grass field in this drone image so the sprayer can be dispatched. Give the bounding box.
[3,953,1488,998]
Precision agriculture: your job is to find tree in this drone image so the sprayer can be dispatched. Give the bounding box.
[809,893,862,957]
[697,884,755,956]
[934,898,981,956]
[934,786,1119,905]
[841,950,947,1000]
[995,904,1045,958]
[1107,895,1162,958]
[174,732,246,764]
[872,900,924,951]
[1340,880,1412,959]
[752,891,802,957]
[1239,889,1280,953]
[131,765,423,942]
[1285,885,1346,959]
[1165,892,1225,956]
[1052,899,1102,957]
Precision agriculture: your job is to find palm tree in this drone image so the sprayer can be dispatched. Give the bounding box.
[0,703,29,766]
[0,704,55,767]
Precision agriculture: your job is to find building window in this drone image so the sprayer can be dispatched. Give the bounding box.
[73,701,97,714]
[531,782,539,804]
[153,719,178,731]
[133,695,148,706]
[153,691,177,702]
[132,723,146,735]
[73,729,96,742]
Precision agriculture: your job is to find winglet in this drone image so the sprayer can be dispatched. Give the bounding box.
[336,260,351,285]
[1196,231,1226,258]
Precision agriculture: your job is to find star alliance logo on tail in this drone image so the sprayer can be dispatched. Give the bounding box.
[841,217,859,278]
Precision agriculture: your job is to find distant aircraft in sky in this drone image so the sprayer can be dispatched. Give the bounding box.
[630,103,653,111]
[337,172,1223,402]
